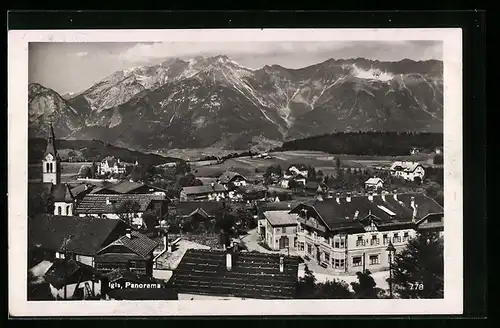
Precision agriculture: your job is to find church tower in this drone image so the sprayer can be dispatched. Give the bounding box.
[42,123,61,185]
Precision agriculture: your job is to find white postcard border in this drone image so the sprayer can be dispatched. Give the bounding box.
[8,28,463,317]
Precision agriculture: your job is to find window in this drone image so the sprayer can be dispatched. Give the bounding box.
[333,259,346,269]
[57,206,62,215]
[307,243,312,254]
[339,238,345,248]
[282,227,287,233]
[352,256,362,267]
[294,238,297,248]
[324,252,330,262]
[334,241,340,248]
[356,236,365,247]
[299,242,305,251]
[45,163,50,173]
[370,235,380,246]
[383,234,389,245]
[66,205,70,215]
[49,163,53,172]
[403,231,410,242]
[369,254,380,265]
[393,234,402,244]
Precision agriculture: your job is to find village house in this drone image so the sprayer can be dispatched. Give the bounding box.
[94,229,159,276]
[255,200,303,239]
[89,180,169,198]
[364,177,384,190]
[264,211,300,251]
[167,248,302,300]
[179,183,228,201]
[98,156,137,176]
[289,192,444,273]
[29,215,160,278]
[235,184,268,201]
[218,171,248,187]
[74,194,166,227]
[285,164,309,178]
[169,201,226,231]
[389,161,426,182]
[44,258,105,300]
[280,173,307,189]
[29,214,130,268]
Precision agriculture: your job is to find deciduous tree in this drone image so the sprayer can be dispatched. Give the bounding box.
[389,231,444,299]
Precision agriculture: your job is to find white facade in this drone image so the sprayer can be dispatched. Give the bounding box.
[42,153,59,185]
[288,166,308,178]
[54,201,73,216]
[390,162,426,182]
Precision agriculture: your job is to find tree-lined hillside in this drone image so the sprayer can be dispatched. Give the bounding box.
[278,132,443,156]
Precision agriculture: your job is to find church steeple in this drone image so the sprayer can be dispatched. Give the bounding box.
[42,121,61,185]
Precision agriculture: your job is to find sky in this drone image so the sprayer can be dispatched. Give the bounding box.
[29,40,442,95]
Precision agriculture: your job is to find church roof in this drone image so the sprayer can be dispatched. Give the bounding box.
[44,124,58,158]
[52,184,74,202]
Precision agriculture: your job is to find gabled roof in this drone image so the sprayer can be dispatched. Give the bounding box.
[102,181,169,194]
[69,184,93,199]
[45,258,102,289]
[171,201,226,216]
[293,174,307,180]
[104,269,154,284]
[365,177,384,185]
[290,193,443,232]
[218,171,247,184]
[74,194,164,215]
[52,184,74,202]
[97,230,158,259]
[390,161,424,173]
[264,211,299,226]
[256,200,302,217]
[168,249,301,299]
[305,180,320,190]
[181,184,227,195]
[29,215,128,256]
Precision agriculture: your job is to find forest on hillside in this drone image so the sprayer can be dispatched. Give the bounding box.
[277,132,443,156]
[28,138,181,165]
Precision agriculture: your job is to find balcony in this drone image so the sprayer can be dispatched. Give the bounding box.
[370,239,380,246]
[393,237,402,244]
[355,240,366,247]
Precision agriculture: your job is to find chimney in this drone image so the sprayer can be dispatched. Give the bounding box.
[393,191,398,201]
[354,210,360,220]
[368,193,374,202]
[381,193,386,202]
[316,193,324,202]
[125,228,132,239]
[410,196,418,220]
[279,255,284,273]
[226,249,233,271]
[346,193,352,203]
[410,196,416,209]
[84,184,88,191]
[336,193,340,204]
[106,197,111,205]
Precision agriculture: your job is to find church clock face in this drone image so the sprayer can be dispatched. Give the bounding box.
[46,154,53,161]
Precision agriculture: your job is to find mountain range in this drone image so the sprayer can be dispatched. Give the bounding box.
[28,55,443,152]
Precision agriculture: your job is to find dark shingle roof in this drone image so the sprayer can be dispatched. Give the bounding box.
[52,184,74,202]
[291,193,443,231]
[44,259,102,289]
[97,230,158,259]
[168,249,301,299]
[29,214,128,256]
[103,181,168,194]
[69,184,93,199]
[74,194,164,215]
[181,184,227,195]
[218,171,247,184]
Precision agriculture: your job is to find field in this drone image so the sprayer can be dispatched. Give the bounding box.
[28,162,92,183]
[191,151,435,178]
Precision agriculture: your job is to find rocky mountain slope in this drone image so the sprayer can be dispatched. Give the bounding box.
[29,56,443,151]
